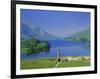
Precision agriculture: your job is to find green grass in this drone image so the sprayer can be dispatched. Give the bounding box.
[21,58,90,70]
[21,58,57,69]
[58,60,90,68]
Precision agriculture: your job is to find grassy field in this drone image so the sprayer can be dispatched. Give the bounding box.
[21,58,57,69]
[58,60,90,67]
[21,57,90,69]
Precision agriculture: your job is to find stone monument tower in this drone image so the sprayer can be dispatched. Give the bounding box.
[57,48,61,62]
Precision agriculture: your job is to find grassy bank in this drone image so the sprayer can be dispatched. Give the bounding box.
[21,56,90,69]
[21,58,57,69]
[58,60,90,67]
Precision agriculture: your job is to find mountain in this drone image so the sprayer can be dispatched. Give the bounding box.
[64,29,90,42]
[21,23,59,40]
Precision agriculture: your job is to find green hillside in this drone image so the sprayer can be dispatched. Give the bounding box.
[65,29,90,42]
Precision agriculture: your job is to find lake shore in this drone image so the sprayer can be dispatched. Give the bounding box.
[21,56,90,69]
[62,56,90,61]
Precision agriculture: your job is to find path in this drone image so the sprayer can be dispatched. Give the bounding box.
[54,61,62,68]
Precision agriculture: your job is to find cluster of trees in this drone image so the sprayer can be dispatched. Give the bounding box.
[21,38,50,55]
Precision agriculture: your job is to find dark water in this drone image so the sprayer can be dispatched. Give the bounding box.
[21,40,90,60]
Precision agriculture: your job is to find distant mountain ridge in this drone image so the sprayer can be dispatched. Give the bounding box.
[64,28,90,42]
[21,23,59,40]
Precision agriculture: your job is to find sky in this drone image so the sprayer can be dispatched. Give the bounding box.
[21,9,90,38]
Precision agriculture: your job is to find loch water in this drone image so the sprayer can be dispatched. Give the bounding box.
[21,40,90,60]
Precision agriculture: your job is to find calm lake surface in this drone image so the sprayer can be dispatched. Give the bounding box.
[21,40,90,60]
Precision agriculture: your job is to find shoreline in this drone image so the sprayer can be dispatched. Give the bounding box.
[21,56,90,69]
[22,56,90,60]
